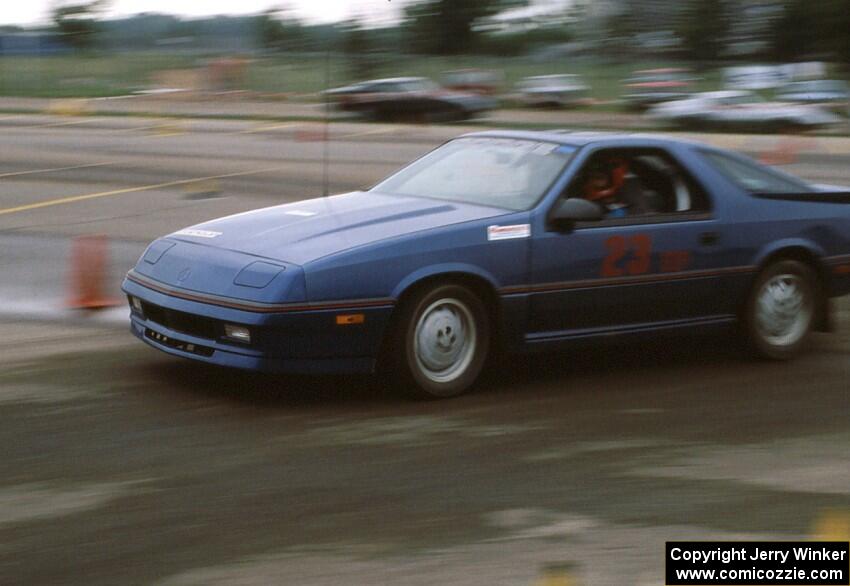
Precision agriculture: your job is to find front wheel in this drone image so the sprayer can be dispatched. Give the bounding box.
[744,260,817,360]
[392,284,490,399]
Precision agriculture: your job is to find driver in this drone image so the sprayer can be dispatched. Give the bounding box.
[583,158,630,218]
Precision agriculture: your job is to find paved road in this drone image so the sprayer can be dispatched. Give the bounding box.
[0,118,849,585]
[1,313,848,585]
[0,116,436,315]
[0,115,849,315]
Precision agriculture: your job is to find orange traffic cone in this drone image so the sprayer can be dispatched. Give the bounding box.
[758,138,796,165]
[758,135,815,166]
[295,125,328,142]
[67,235,119,310]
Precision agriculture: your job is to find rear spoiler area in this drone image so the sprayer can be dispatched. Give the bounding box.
[754,191,850,204]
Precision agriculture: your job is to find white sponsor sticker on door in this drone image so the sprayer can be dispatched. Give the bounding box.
[174,229,222,239]
[487,224,531,241]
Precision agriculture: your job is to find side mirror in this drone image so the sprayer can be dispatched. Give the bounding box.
[550,198,604,230]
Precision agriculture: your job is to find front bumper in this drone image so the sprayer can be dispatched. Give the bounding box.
[123,277,394,375]
[443,96,498,114]
[624,92,689,106]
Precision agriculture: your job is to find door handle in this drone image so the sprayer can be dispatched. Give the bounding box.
[699,231,719,246]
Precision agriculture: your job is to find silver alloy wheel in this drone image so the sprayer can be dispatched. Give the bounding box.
[754,273,813,347]
[413,297,477,384]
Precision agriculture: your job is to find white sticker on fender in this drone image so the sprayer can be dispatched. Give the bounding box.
[487,224,531,241]
[174,229,222,239]
[284,210,317,217]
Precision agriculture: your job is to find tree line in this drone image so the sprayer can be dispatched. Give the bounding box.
[42,0,850,69]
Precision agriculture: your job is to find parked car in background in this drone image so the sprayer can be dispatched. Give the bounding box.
[775,80,850,113]
[324,77,496,122]
[622,68,693,110]
[441,69,503,95]
[516,74,589,108]
[648,90,841,132]
[723,65,791,91]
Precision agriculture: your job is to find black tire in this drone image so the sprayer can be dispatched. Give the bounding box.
[425,106,467,124]
[367,107,389,122]
[390,284,490,399]
[776,120,802,134]
[744,260,818,360]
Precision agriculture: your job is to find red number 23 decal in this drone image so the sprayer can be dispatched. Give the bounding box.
[601,234,652,277]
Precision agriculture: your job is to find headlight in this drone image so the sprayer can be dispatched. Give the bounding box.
[129,296,144,314]
[224,324,251,344]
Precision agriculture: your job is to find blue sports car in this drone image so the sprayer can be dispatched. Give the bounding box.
[123,131,850,398]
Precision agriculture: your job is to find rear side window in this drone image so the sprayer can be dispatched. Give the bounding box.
[702,151,810,194]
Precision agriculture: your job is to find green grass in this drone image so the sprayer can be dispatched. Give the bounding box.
[0,54,199,98]
[251,55,726,102]
[0,52,843,109]
[0,52,726,101]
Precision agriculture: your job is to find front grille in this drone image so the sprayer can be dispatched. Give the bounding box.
[140,301,219,340]
[145,328,214,357]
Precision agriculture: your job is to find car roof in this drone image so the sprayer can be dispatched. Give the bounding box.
[634,68,689,74]
[700,90,752,99]
[459,129,703,149]
[364,77,428,84]
[524,74,578,80]
[782,79,847,88]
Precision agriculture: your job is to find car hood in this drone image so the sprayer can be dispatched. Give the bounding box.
[523,85,585,93]
[627,81,689,89]
[650,100,839,121]
[729,103,840,124]
[167,191,507,266]
[437,92,497,110]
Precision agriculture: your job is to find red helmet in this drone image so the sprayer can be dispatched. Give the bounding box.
[584,158,629,201]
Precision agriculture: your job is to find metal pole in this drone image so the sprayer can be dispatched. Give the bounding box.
[322,49,331,197]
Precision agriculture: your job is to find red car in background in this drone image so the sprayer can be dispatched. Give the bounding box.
[441,69,503,95]
[622,68,694,111]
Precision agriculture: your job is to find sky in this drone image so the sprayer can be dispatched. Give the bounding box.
[0,0,404,27]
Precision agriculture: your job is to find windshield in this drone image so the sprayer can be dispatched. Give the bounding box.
[446,71,495,84]
[371,137,575,211]
[630,73,688,84]
[523,76,577,89]
[716,93,760,106]
[397,79,439,92]
[792,80,847,92]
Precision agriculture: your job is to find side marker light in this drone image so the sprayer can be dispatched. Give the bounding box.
[336,314,365,325]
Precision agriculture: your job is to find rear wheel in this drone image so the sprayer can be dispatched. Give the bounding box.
[778,120,805,134]
[392,284,490,399]
[744,260,817,360]
[425,106,467,123]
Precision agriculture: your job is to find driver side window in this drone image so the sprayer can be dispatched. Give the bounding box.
[564,148,710,222]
